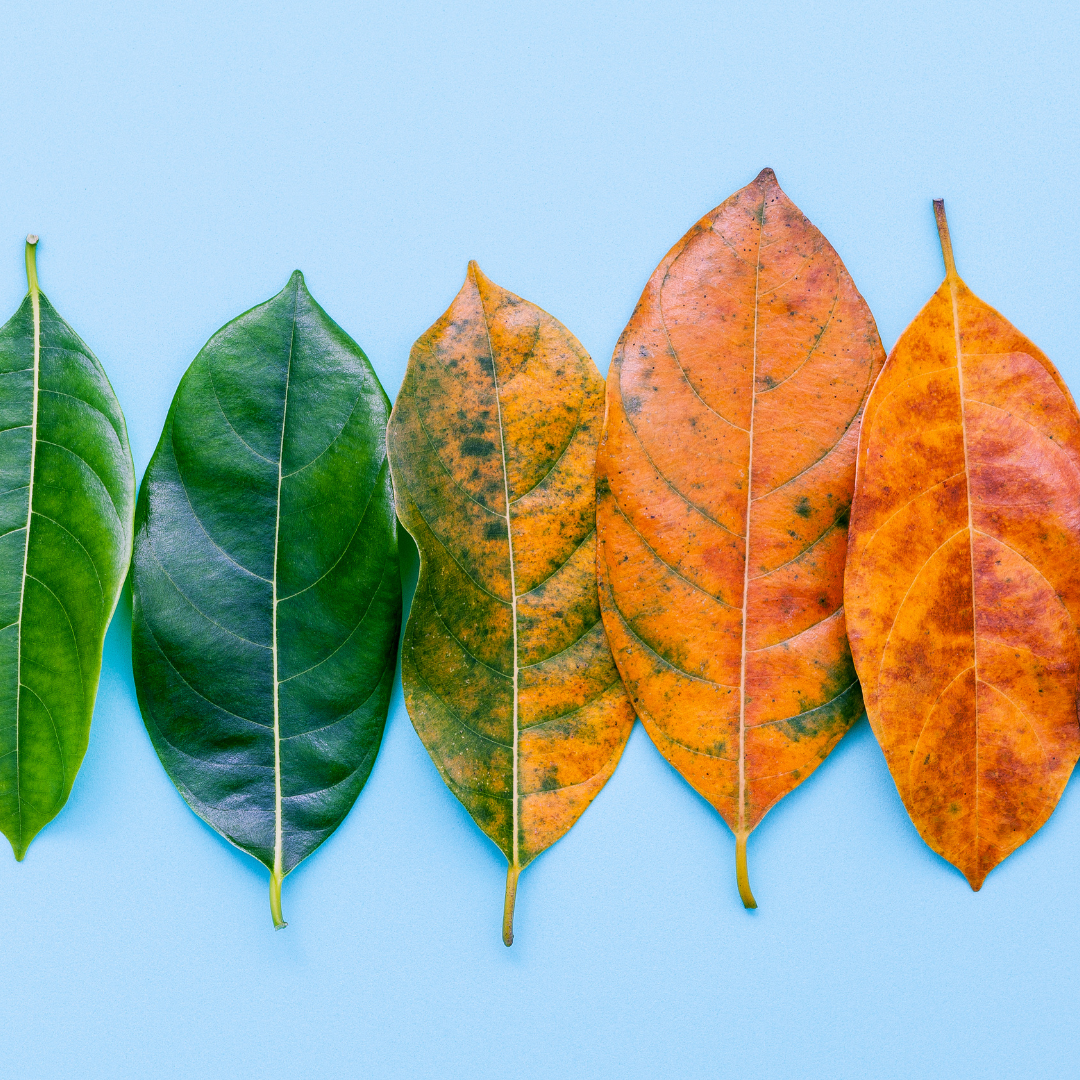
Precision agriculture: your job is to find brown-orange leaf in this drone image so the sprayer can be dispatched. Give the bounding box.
[596,168,884,906]
[388,263,635,945]
[845,202,1080,890]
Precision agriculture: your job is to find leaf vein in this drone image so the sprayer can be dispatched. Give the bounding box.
[278,554,393,683]
[141,618,270,728]
[36,440,123,524]
[147,541,272,651]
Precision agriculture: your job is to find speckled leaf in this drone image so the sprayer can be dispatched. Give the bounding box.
[131,272,400,927]
[596,169,885,906]
[0,238,135,859]
[388,263,635,945]
[845,202,1080,890]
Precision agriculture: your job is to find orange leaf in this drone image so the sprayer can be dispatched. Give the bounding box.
[845,202,1080,890]
[388,263,635,944]
[596,169,884,906]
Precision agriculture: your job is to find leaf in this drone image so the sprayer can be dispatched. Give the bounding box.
[387,263,635,945]
[0,237,135,859]
[844,202,1080,890]
[596,169,885,906]
[131,271,400,927]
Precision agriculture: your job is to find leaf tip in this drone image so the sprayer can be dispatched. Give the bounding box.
[466,261,500,304]
[754,167,777,185]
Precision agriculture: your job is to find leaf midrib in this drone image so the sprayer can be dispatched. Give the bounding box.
[271,279,299,888]
[14,267,41,846]
[474,277,520,873]
[947,270,981,860]
[736,196,767,843]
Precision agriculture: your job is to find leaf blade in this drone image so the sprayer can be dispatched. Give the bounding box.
[0,239,135,859]
[132,272,401,924]
[596,169,884,903]
[388,263,635,943]
[845,204,1080,889]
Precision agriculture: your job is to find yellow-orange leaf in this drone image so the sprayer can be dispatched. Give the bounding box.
[845,202,1080,890]
[596,168,884,906]
[388,263,635,944]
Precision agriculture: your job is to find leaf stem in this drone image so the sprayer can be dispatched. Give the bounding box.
[933,199,958,282]
[269,867,287,930]
[24,234,39,295]
[736,833,757,909]
[502,863,519,946]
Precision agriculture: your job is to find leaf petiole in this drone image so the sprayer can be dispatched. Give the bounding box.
[502,863,519,947]
[269,867,287,930]
[933,199,958,282]
[24,234,39,295]
[736,834,757,909]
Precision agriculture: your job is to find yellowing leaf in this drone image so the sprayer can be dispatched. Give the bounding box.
[387,263,635,944]
[844,202,1080,890]
[596,169,884,905]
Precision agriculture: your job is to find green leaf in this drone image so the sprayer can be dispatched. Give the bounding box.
[0,237,135,859]
[131,271,401,927]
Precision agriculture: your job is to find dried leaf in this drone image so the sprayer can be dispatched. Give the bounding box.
[844,202,1080,889]
[596,169,884,905]
[388,263,635,945]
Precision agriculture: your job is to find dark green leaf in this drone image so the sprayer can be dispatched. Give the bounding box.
[131,271,401,927]
[0,238,135,859]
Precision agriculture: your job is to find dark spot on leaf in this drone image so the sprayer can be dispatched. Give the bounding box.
[461,436,496,458]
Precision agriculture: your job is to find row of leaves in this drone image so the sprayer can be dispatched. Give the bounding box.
[3,169,1076,944]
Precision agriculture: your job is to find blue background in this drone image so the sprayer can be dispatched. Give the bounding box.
[1,1,1078,1077]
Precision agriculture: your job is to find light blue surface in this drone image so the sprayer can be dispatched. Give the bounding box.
[1,2,1078,1077]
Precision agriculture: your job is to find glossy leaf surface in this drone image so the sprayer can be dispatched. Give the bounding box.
[388,263,635,944]
[596,169,884,905]
[132,272,400,926]
[0,239,135,859]
[845,203,1080,890]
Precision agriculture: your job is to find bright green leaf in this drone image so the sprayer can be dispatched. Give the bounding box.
[0,237,135,859]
